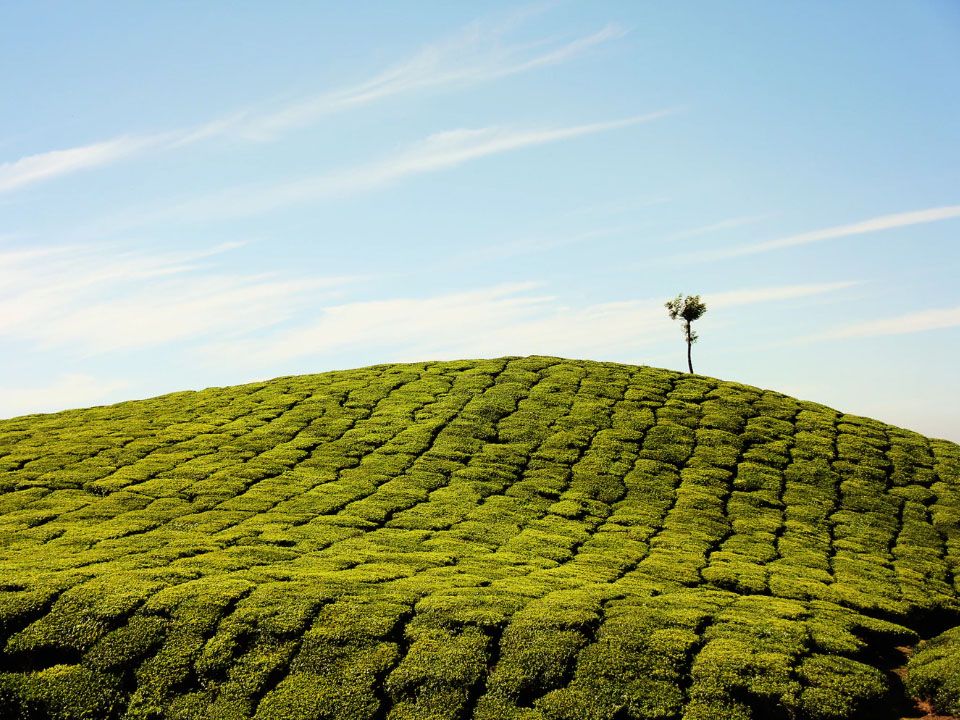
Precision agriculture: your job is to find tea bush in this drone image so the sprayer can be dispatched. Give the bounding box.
[0,357,958,718]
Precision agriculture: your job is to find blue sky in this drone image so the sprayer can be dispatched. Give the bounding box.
[2,1,959,440]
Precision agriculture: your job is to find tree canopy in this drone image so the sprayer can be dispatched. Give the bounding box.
[665,294,707,373]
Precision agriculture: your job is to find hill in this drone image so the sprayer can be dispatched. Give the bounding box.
[1,356,959,720]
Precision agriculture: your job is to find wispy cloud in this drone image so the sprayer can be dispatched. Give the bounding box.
[706,281,859,308]
[0,12,626,193]
[676,205,960,262]
[458,225,640,265]
[153,111,675,223]
[0,374,129,419]
[0,242,352,354]
[0,136,159,193]
[818,306,960,340]
[200,280,855,368]
[561,196,672,219]
[236,22,627,140]
[659,214,770,244]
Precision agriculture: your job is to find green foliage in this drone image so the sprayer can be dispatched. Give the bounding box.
[0,356,957,719]
[665,294,708,373]
[906,625,960,715]
[1,665,124,720]
[798,655,887,719]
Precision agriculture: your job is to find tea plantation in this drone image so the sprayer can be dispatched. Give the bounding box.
[1,357,959,720]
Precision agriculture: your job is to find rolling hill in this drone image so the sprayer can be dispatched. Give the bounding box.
[1,356,959,720]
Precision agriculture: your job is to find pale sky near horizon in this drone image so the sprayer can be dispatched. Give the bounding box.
[1,1,959,441]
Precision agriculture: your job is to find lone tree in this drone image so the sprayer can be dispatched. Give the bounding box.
[665,294,707,374]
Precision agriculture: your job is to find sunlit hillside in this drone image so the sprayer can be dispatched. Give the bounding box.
[1,357,958,720]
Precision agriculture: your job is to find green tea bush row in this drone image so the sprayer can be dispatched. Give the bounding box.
[0,357,958,719]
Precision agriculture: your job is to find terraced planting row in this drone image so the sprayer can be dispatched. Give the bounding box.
[0,357,958,719]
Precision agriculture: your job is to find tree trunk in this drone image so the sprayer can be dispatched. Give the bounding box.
[685,321,694,373]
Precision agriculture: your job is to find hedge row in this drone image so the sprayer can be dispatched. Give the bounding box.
[1,356,958,719]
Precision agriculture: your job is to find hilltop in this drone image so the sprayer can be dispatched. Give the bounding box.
[1,357,959,720]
